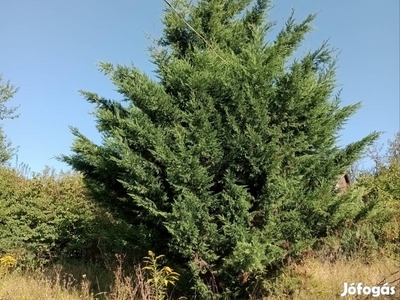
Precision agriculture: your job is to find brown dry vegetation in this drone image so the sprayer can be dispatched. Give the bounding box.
[0,254,399,300]
[262,255,400,299]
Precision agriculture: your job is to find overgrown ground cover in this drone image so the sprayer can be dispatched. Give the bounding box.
[1,134,399,299]
[0,252,399,299]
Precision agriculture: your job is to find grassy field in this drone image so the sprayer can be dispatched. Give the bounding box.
[0,254,399,300]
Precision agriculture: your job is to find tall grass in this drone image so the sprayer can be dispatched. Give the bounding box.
[262,255,400,299]
[0,254,399,299]
[0,252,182,300]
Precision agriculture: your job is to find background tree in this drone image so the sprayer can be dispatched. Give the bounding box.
[345,133,400,258]
[61,0,379,297]
[0,74,19,165]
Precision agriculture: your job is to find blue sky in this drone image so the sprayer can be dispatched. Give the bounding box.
[1,0,399,174]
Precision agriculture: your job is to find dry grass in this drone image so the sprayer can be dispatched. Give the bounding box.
[263,255,400,300]
[0,254,174,300]
[0,271,92,300]
[0,255,399,300]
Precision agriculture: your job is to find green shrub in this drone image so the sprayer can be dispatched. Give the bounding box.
[319,133,400,259]
[355,144,400,248]
[0,166,139,267]
[0,167,89,264]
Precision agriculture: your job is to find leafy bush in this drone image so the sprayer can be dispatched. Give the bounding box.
[0,166,139,267]
[318,133,400,259]
[354,133,400,249]
[0,167,91,264]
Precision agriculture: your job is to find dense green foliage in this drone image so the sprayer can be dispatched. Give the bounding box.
[0,167,136,267]
[314,133,400,264]
[350,133,400,254]
[0,167,91,263]
[60,0,379,298]
[0,74,19,165]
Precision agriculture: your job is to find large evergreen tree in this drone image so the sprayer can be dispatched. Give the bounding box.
[61,0,378,297]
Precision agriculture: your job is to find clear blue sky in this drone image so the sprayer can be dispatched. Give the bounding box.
[1,0,399,174]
